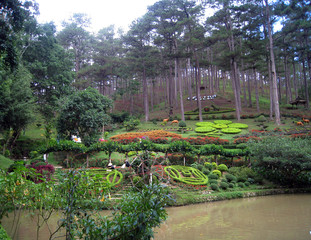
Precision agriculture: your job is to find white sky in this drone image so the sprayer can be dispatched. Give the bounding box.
[35,0,158,33]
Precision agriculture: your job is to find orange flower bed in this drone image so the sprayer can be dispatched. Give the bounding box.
[110,130,181,140]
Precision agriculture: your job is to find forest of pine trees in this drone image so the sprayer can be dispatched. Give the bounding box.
[1,0,311,130]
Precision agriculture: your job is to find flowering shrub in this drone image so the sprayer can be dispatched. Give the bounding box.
[27,162,55,183]
[233,136,261,144]
[110,130,181,140]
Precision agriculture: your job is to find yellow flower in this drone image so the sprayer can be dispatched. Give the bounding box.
[100,196,105,202]
[24,189,29,195]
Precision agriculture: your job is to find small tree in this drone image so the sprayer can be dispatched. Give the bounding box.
[57,87,112,146]
[178,121,187,134]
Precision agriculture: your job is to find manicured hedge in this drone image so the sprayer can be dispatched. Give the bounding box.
[214,120,233,125]
[221,128,242,134]
[164,165,208,185]
[195,122,214,127]
[228,123,249,129]
[195,126,216,133]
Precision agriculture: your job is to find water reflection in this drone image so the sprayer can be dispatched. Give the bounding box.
[2,194,311,240]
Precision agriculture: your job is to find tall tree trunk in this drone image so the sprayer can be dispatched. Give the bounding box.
[292,61,298,99]
[143,63,149,122]
[194,52,203,122]
[265,0,281,125]
[253,68,260,112]
[177,58,185,121]
[302,58,309,108]
[247,72,252,107]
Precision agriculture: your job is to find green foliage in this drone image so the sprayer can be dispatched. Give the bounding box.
[213,120,232,125]
[212,169,222,177]
[221,128,242,134]
[195,122,214,127]
[210,183,219,191]
[248,137,311,186]
[57,87,112,146]
[179,121,187,128]
[204,162,212,170]
[123,117,140,131]
[202,168,210,175]
[211,123,228,129]
[194,126,216,133]
[238,182,245,188]
[110,111,130,123]
[0,66,34,151]
[209,179,218,185]
[228,167,255,182]
[219,182,229,190]
[225,173,237,183]
[217,164,228,172]
[0,224,10,240]
[227,123,249,129]
[208,174,219,180]
[133,175,145,189]
[228,183,235,188]
[164,165,208,185]
[212,162,218,170]
[256,115,267,123]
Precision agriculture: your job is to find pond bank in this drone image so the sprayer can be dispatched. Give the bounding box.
[168,187,311,206]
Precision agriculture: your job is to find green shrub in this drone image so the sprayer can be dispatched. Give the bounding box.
[132,176,144,189]
[212,162,218,170]
[197,164,203,171]
[210,183,219,191]
[209,179,218,185]
[244,181,250,187]
[212,170,222,178]
[124,117,140,131]
[221,178,228,183]
[204,162,212,170]
[225,173,237,182]
[218,164,228,172]
[212,123,228,129]
[228,183,234,188]
[195,126,215,133]
[208,174,219,180]
[202,168,210,175]
[238,182,245,188]
[221,128,242,134]
[220,182,229,190]
[195,122,214,127]
[228,123,248,129]
[0,224,10,240]
[256,115,267,122]
[214,120,232,125]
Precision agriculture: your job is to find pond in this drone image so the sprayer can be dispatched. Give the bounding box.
[2,194,311,240]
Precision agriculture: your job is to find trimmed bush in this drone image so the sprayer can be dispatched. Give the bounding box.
[210,183,219,191]
[202,168,210,175]
[221,128,242,134]
[228,183,235,188]
[195,126,216,133]
[220,182,229,190]
[238,182,245,188]
[214,120,232,125]
[221,178,228,183]
[164,165,208,185]
[195,122,214,127]
[244,181,250,187]
[218,164,228,172]
[212,124,228,129]
[204,162,212,170]
[212,162,218,169]
[208,174,219,180]
[225,173,237,183]
[212,169,222,177]
[228,123,248,129]
[209,179,218,185]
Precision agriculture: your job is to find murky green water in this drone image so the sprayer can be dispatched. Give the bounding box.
[2,194,311,240]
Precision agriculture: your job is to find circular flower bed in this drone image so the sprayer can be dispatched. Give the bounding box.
[195,126,216,133]
[221,127,242,134]
[228,123,249,129]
